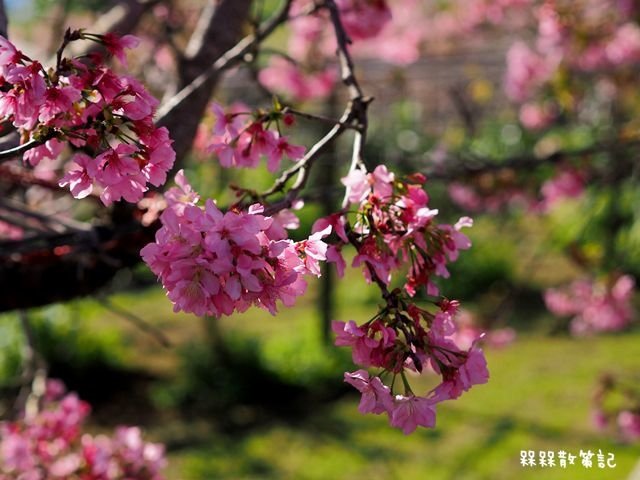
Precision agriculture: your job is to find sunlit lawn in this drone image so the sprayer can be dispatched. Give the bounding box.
[93,283,640,480]
[160,329,640,480]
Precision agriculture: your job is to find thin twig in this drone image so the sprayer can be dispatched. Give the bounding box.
[97,297,172,348]
[0,197,93,232]
[156,0,297,121]
[0,138,47,164]
[0,210,55,233]
[262,105,353,214]
[323,0,370,207]
[424,138,640,180]
[283,107,351,128]
[325,0,363,99]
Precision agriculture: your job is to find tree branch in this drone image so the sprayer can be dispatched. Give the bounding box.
[262,104,353,215]
[424,138,640,181]
[0,197,92,233]
[0,139,46,164]
[323,0,371,207]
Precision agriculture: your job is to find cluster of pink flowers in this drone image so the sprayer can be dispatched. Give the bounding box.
[502,0,640,128]
[320,166,489,434]
[504,41,558,103]
[339,166,473,297]
[141,170,330,317]
[206,102,305,172]
[0,32,175,206]
[545,274,636,335]
[0,380,166,479]
[334,297,489,434]
[259,2,336,101]
[260,0,392,101]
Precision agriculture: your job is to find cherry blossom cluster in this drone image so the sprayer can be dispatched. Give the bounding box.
[0,379,166,479]
[545,274,635,335]
[0,32,175,205]
[339,165,472,296]
[261,0,534,98]
[259,0,391,101]
[592,374,640,443]
[141,170,330,317]
[334,295,489,434]
[314,166,488,433]
[206,102,305,171]
[503,0,640,129]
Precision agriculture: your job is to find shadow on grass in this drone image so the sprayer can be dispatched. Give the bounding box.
[154,332,355,440]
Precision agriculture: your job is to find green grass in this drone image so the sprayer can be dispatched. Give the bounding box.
[164,330,640,480]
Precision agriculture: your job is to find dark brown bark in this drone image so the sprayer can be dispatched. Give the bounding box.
[0,219,158,312]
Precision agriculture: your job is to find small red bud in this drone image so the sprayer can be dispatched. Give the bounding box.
[408,172,427,184]
[283,113,295,126]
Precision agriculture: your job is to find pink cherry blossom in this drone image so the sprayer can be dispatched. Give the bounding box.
[336,0,392,41]
[140,127,176,187]
[23,138,64,167]
[389,395,436,434]
[297,225,331,276]
[326,245,347,277]
[39,85,82,123]
[545,275,635,335]
[344,370,394,414]
[618,410,640,442]
[101,33,140,66]
[59,153,100,199]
